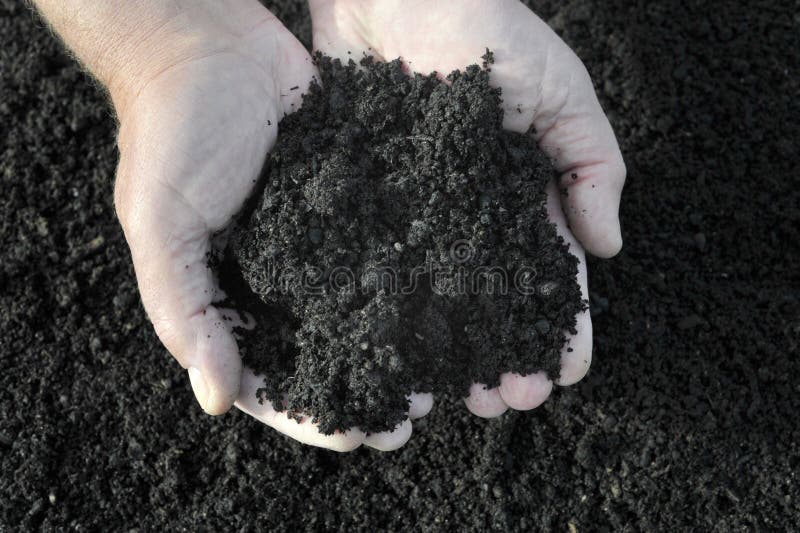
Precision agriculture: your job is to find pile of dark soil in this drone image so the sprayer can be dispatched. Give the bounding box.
[226,54,582,434]
[1,0,798,531]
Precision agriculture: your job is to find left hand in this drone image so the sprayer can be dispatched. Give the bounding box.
[308,0,626,418]
[112,2,428,451]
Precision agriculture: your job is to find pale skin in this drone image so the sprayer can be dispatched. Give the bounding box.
[33,0,625,452]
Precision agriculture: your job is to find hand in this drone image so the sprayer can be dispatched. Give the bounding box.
[309,0,626,417]
[111,2,429,451]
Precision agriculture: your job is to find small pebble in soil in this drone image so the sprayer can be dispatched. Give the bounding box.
[694,232,707,251]
[535,320,552,335]
[307,228,323,244]
[538,281,560,297]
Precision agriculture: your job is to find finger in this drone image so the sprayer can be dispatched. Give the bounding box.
[498,371,553,411]
[533,48,626,258]
[464,383,508,418]
[546,181,593,386]
[358,394,430,452]
[363,419,413,452]
[235,369,365,452]
[185,306,243,414]
[556,309,593,386]
[407,392,433,419]
[114,168,242,415]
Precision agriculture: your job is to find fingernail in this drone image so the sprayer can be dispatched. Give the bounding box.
[188,366,209,411]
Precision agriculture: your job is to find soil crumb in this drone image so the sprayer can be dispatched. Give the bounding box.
[225,54,583,434]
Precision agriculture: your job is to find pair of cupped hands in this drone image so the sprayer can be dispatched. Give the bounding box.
[111,0,625,451]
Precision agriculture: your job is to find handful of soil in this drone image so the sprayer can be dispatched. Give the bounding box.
[224,54,584,434]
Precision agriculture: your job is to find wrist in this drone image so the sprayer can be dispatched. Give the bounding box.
[106,1,273,118]
[102,10,226,118]
[35,0,270,117]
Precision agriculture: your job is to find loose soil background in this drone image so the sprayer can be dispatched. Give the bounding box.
[1,0,798,530]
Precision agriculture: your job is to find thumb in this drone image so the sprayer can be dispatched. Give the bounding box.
[115,163,242,415]
[533,47,626,258]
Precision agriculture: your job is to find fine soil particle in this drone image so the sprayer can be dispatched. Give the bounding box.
[226,54,583,434]
[1,1,799,531]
